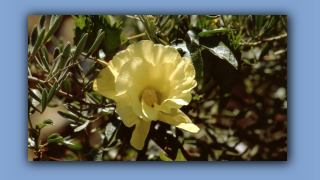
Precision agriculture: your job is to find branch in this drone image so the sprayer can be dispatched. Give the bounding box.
[28,76,93,105]
[240,33,287,46]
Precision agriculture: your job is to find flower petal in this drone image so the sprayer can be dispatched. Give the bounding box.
[116,57,151,96]
[132,40,155,64]
[158,109,199,133]
[152,45,181,67]
[127,85,144,117]
[182,57,195,79]
[141,99,158,121]
[110,45,134,73]
[116,97,139,127]
[130,120,151,150]
[181,78,197,92]
[93,64,118,100]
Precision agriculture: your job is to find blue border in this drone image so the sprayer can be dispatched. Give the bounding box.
[1,0,319,179]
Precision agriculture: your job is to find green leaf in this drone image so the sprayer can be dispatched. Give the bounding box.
[40,47,50,72]
[247,15,254,37]
[87,31,105,55]
[41,88,48,113]
[38,15,46,34]
[47,81,57,103]
[104,121,122,148]
[170,39,203,82]
[71,15,87,30]
[73,33,88,61]
[175,149,187,161]
[259,42,273,61]
[201,15,220,20]
[47,133,74,146]
[201,49,239,93]
[186,27,201,44]
[86,149,103,161]
[159,151,173,161]
[73,15,123,58]
[257,15,265,33]
[267,16,277,31]
[74,120,89,132]
[44,15,63,43]
[36,119,55,130]
[60,42,71,68]
[30,25,38,48]
[57,111,90,124]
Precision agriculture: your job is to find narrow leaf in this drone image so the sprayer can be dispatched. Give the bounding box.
[87,31,105,55]
[73,33,88,61]
[74,120,89,132]
[41,88,48,113]
[44,15,63,43]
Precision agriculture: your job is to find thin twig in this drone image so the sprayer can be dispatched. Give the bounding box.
[120,33,146,47]
[28,76,93,105]
[240,33,287,46]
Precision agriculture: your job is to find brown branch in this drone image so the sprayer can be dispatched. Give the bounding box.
[28,76,93,105]
[240,33,287,46]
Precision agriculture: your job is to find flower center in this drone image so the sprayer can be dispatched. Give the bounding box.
[141,89,158,107]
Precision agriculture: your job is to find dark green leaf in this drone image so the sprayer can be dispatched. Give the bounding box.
[44,15,63,43]
[73,15,123,58]
[36,119,54,129]
[60,42,71,68]
[40,47,50,71]
[267,16,277,31]
[47,81,57,103]
[259,42,273,61]
[85,62,98,78]
[247,15,254,37]
[87,31,105,56]
[28,88,41,103]
[73,33,88,61]
[30,25,38,48]
[64,79,72,93]
[257,15,264,33]
[41,88,48,113]
[47,133,74,146]
[32,28,45,56]
[86,149,103,161]
[38,15,46,34]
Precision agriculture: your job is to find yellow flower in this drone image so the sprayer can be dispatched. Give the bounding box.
[93,40,199,150]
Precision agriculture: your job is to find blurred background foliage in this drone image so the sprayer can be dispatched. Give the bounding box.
[28,15,287,161]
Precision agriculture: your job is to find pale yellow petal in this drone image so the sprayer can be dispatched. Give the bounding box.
[93,64,118,100]
[181,78,197,92]
[181,57,195,79]
[127,85,144,117]
[116,57,151,96]
[132,40,155,64]
[169,60,186,85]
[151,45,181,67]
[130,120,151,150]
[110,45,134,73]
[116,97,139,127]
[141,99,158,121]
[158,109,199,133]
